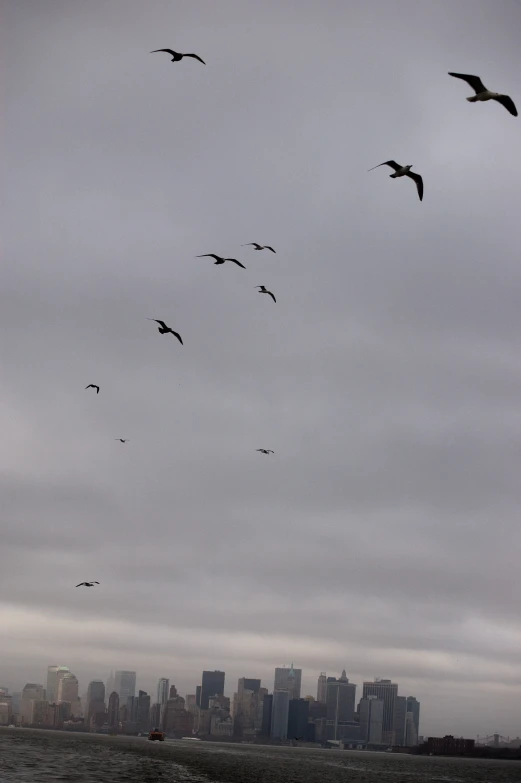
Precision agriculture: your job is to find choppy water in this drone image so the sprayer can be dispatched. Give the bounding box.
[1,729,521,783]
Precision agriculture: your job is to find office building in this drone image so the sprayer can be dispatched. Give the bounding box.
[234,678,262,737]
[0,692,12,725]
[406,696,420,741]
[287,698,309,740]
[137,690,151,732]
[163,695,194,737]
[261,694,273,736]
[46,666,69,704]
[359,696,383,744]
[326,670,356,741]
[362,678,398,745]
[274,664,301,701]
[56,672,79,706]
[106,671,115,698]
[86,681,106,727]
[107,691,119,728]
[317,673,327,703]
[393,695,407,746]
[270,689,290,740]
[195,685,201,707]
[21,683,45,725]
[114,671,136,703]
[200,671,225,710]
[405,711,418,746]
[185,694,197,714]
[156,678,170,709]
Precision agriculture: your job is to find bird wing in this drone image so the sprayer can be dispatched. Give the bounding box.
[367,160,401,172]
[76,583,86,587]
[151,49,177,56]
[196,254,219,261]
[93,581,99,584]
[242,243,259,248]
[265,246,276,253]
[227,258,246,268]
[171,331,183,345]
[268,291,276,302]
[406,171,423,201]
[184,53,206,64]
[448,72,487,94]
[493,94,518,116]
[147,318,168,329]
[85,385,93,389]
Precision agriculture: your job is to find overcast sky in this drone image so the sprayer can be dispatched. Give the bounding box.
[2,0,521,739]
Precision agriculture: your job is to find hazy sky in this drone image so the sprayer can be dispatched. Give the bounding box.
[2,0,521,738]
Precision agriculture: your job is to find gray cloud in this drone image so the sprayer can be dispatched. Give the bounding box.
[2,0,521,738]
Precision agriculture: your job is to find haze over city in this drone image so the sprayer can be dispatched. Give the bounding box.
[2,0,521,742]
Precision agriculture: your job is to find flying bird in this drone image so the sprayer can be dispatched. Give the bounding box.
[85,384,99,394]
[294,737,303,742]
[115,439,129,443]
[150,49,205,65]
[256,449,274,454]
[368,160,423,202]
[448,72,517,117]
[196,254,246,269]
[76,582,99,587]
[242,243,276,253]
[147,319,183,344]
[255,285,276,303]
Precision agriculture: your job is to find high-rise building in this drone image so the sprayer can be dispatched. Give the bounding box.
[200,671,225,710]
[393,695,406,745]
[137,690,151,732]
[21,683,45,724]
[56,672,79,706]
[156,678,170,709]
[149,703,161,728]
[362,679,398,745]
[271,690,290,740]
[261,694,273,736]
[406,696,420,742]
[195,685,201,707]
[163,695,193,737]
[317,673,327,703]
[169,685,178,698]
[287,698,309,740]
[274,664,301,701]
[185,695,197,714]
[325,670,356,740]
[86,681,106,728]
[107,691,119,728]
[106,671,115,698]
[233,678,262,737]
[114,671,136,703]
[46,666,69,704]
[0,692,12,725]
[405,711,418,746]
[359,696,383,744]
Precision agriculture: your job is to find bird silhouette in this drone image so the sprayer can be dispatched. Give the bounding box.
[147,319,183,344]
[294,736,303,742]
[196,254,246,269]
[242,243,276,253]
[368,160,423,202]
[85,384,100,394]
[255,285,276,303]
[76,581,99,587]
[448,72,517,116]
[115,439,129,443]
[257,449,274,454]
[150,49,205,65]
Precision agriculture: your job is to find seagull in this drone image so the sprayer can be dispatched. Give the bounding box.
[147,319,183,344]
[368,160,423,202]
[256,449,274,454]
[255,285,276,303]
[242,243,276,253]
[85,384,100,394]
[196,254,246,269]
[448,72,517,117]
[115,439,129,443]
[150,49,205,65]
[76,582,99,587]
[294,736,303,742]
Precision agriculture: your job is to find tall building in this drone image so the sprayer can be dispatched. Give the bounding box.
[56,671,79,705]
[234,678,262,737]
[362,679,398,745]
[317,673,327,703]
[326,671,356,741]
[114,671,136,703]
[0,692,12,726]
[287,698,309,740]
[261,694,273,736]
[393,695,407,746]
[21,683,45,724]
[137,690,151,732]
[270,689,289,740]
[106,671,115,698]
[107,691,119,729]
[405,711,418,746]
[195,685,201,707]
[156,678,170,709]
[406,696,420,742]
[273,664,301,701]
[163,695,193,737]
[359,696,383,744]
[46,666,69,704]
[86,680,106,727]
[200,671,225,710]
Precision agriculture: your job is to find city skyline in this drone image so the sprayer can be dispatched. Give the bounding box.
[2,0,521,746]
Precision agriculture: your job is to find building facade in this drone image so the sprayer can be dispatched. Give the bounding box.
[156,678,170,709]
[270,690,290,740]
[362,678,398,745]
[316,673,327,704]
[273,665,301,701]
[359,696,383,744]
[287,698,309,740]
[107,691,120,729]
[326,671,356,741]
[114,671,136,704]
[200,671,225,710]
[21,683,45,725]
[46,666,70,704]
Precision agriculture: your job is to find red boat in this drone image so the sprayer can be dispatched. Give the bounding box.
[148,728,165,741]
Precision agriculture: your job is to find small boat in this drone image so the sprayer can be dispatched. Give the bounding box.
[148,728,165,741]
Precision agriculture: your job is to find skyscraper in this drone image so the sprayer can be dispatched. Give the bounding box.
[270,689,289,740]
[46,666,69,704]
[86,681,106,728]
[200,671,225,710]
[21,684,45,725]
[406,696,420,741]
[316,673,327,703]
[114,671,136,703]
[107,691,119,729]
[393,695,407,745]
[359,696,383,744]
[325,671,356,740]
[261,694,273,736]
[287,698,309,740]
[273,664,301,701]
[195,685,201,707]
[56,671,79,706]
[362,678,398,745]
[156,678,170,709]
[137,690,151,732]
